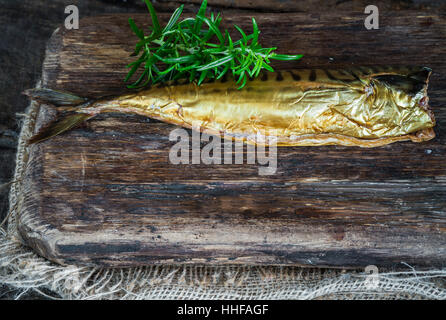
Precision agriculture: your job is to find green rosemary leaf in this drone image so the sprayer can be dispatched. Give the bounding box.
[129,18,144,40]
[216,64,230,79]
[271,53,304,61]
[128,69,148,88]
[124,57,145,82]
[179,18,196,30]
[236,70,245,84]
[262,61,274,72]
[125,0,303,90]
[234,25,248,44]
[203,43,220,49]
[177,62,200,72]
[130,42,143,57]
[126,52,146,68]
[254,58,263,77]
[197,70,209,85]
[251,18,259,45]
[236,71,247,89]
[197,55,234,71]
[194,0,208,34]
[226,30,233,50]
[232,33,254,47]
[124,64,140,83]
[172,71,187,80]
[143,0,162,36]
[189,69,197,82]
[155,54,196,64]
[203,13,222,42]
[164,5,184,33]
[157,64,177,75]
[197,16,224,45]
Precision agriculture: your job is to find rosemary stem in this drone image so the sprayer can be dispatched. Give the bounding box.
[125,0,303,89]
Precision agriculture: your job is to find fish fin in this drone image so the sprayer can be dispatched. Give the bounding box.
[23,88,88,106]
[28,113,94,145]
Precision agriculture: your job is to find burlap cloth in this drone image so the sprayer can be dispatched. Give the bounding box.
[1,89,445,299]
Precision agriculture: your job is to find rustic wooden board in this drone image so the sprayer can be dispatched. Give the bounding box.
[139,0,446,12]
[18,11,446,268]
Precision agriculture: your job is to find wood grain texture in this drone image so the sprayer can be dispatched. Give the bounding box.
[145,0,446,12]
[18,11,446,268]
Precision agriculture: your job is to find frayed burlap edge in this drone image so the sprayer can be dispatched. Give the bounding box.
[1,82,445,300]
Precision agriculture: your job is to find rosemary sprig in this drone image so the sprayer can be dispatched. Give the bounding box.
[125,0,303,90]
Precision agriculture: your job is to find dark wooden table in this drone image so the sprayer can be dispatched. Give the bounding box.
[16,7,446,269]
[3,0,446,222]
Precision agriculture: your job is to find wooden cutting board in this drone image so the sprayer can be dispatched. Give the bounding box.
[18,11,446,268]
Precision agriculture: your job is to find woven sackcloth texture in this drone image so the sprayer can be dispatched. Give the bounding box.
[1,82,445,300]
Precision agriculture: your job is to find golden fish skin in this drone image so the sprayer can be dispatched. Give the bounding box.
[25,66,435,147]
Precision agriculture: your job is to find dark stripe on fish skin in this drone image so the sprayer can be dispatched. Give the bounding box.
[209,88,223,94]
[309,69,316,81]
[372,66,383,72]
[366,66,381,74]
[358,66,371,75]
[289,71,301,81]
[324,69,338,81]
[348,70,361,81]
[335,70,358,83]
[276,71,284,81]
[369,66,379,74]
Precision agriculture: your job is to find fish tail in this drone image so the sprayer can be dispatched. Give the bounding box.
[23,88,95,144]
[23,88,89,106]
[27,112,95,145]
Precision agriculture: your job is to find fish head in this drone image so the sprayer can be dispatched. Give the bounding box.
[367,67,435,129]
